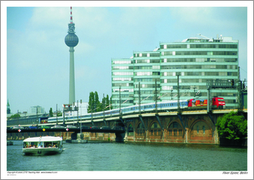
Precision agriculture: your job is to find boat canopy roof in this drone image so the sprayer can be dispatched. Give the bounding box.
[23,136,62,142]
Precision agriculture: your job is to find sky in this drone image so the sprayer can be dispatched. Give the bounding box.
[2,1,253,115]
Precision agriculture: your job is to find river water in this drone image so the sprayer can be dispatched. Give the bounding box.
[5,140,249,179]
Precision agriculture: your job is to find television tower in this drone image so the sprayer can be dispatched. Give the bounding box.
[65,7,79,105]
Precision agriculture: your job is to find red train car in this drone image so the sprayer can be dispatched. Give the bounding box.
[188,97,225,109]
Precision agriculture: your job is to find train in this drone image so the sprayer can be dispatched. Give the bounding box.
[188,97,225,109]
[46,97,225,124]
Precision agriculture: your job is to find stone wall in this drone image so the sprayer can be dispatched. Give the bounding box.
[123,114,220,144]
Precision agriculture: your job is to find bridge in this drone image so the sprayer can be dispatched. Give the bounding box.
[7,108,247,144]
[7,127,125,134]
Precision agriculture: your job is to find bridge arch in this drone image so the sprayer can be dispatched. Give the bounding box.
[167,121,184,138]
[188,119,213,143]
[136,122,145,136]
[126,122,134,136]
[148,120,162,137]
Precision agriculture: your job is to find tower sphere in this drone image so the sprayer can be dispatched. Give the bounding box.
[65,33,79,47]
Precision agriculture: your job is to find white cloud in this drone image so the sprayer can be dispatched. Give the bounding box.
[169,7,247,31]
[75,41,95,55]
[30,7,67,30]
[75,7,112,38]
[170,7,212,22]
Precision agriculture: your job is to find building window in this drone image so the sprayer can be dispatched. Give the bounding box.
[174,129,177,136]
[168,122,183,137]
[137,123,145,136]
[179,129,182,136]
[197,125,199,134]
[168,130,172,136]
[127,124,134,136]
[203,126,205,134]
[151,122,161,136]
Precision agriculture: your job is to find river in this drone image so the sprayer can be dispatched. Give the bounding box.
[5,140,249,179]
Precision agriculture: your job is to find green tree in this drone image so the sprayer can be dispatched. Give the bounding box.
[94,91,101,112]
[49,108,53,117]
[110,95,113,109]
[88,92,95,113]
[101,95,106,111]
[57,111,62,117]
[88,92,112,112]
[10,113,20,119]
[216,111,247,140]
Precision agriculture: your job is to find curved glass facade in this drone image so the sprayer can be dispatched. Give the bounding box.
[111,36,239,109]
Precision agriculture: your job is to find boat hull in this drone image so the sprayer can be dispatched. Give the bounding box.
[22,147,63,156]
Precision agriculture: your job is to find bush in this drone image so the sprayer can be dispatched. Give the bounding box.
[216,111,247,140]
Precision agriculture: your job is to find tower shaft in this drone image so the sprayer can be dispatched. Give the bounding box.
[69,47,75,105]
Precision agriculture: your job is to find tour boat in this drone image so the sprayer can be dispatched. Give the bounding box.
[22,136,63,156]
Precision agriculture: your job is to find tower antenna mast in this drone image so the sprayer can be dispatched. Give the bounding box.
[70,6,73,24]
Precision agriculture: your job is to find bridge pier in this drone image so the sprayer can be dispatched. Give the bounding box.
[185,128,189,143]
[115,132,125,142]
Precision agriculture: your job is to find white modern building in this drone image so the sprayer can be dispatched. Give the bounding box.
[30,106,45,114]
[111,35,241,109]
[64,102,88,117]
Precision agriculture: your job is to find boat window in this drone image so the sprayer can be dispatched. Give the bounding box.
[23,142,28,148]
[53,142,59,148]
[44,142,53,148]
[24,142,39,148]
[38,142,43,147]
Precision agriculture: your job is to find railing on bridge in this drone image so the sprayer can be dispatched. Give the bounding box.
[7,127,125,134]
[206,79,234,88]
